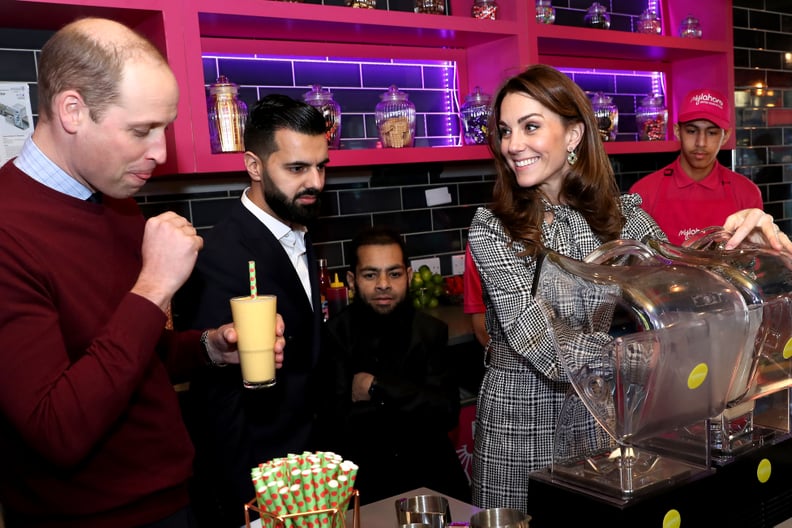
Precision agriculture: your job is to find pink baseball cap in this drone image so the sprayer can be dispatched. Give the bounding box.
[677,88,731,129]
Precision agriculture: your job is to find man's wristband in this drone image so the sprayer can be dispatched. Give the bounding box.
[200,330,227,368]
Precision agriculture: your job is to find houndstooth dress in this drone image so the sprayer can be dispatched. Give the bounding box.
[468,193,666,511]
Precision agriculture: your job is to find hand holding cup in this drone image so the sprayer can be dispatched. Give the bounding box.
[205,316,285,368]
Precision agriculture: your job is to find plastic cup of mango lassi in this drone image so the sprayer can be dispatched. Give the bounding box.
[230,294,277,389]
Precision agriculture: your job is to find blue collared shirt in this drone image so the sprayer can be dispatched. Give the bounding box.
[13,137,94,200]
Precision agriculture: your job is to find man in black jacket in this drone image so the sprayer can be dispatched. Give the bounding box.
[321,227,470,504]
[176,95,328,527]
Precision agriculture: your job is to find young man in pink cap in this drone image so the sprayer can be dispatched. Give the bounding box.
[630,88,763,245]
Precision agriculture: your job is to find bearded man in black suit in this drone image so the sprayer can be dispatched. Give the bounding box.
[177,94,328,528]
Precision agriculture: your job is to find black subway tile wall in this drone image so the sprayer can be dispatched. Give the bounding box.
[338,188,402,215]
[375,210,433,234]
[734,2,792,233]
[2,2,790,275]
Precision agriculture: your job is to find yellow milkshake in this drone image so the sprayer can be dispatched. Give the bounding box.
[230,295,277,389]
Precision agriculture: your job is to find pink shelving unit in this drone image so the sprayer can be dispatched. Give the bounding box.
[2,0,735,175]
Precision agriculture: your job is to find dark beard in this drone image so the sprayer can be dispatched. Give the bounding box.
[351,293,413,326]
[263,175,321,226]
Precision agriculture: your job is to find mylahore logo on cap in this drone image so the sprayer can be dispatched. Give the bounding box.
[691,92,724,109]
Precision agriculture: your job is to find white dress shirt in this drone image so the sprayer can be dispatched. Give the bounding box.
[241,187,313,307]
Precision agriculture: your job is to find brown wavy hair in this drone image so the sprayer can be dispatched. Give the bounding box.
[487,64,624,257]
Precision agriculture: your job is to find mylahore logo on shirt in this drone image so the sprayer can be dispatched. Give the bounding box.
[680,228,700,241]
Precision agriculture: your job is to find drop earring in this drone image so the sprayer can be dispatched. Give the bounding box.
[567,147,578,166]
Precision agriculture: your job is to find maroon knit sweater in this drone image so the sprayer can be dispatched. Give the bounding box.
[0,162,203,527]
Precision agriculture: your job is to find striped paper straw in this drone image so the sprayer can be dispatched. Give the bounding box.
[248,260,257,298]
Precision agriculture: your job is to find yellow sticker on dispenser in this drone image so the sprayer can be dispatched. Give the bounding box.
[663,509,681,528]
[783,338,792,359]
[757,458,772,483]
[687,363,708,389]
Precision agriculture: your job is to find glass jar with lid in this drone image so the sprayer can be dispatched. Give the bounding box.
[460,86,492,145]
[636,9,662,35]
[584,2,610,29]
[636,94,668,141]
[471,0,498,20]
[535,0,555,24]
[346,0,376,7]
[302,84,342,150]
[375,85,416,149]
[207,75,248,153]
[590,92,618,142]
[679,14,702,38]
[415,0,445,14]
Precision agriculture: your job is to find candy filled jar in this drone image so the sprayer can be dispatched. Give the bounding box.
[460,86,492,145]
[679,14,702,38]
[302,84,342,150]
[346,0,376,7]
[636,94,667,141]
[636,8,662,35]
[590,92,618,142]
[584,2,610,29]
[415,0,445,14]
[471,0,498,20]
[375,85,416,149]
[207,75,248,153]
[535,0,555,24]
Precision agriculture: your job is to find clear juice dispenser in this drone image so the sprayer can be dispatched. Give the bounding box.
[533,244,752,500]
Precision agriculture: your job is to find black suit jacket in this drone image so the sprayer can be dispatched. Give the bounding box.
[175,200,323,527]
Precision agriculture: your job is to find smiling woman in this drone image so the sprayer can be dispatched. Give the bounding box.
[496,90,582,199]
[467,63,792,513]
[466,63,669,511]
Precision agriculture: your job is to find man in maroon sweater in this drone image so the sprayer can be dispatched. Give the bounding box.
[0,18,285,528]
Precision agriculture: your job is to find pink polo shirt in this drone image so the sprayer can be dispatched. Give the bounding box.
[629,158,763,245]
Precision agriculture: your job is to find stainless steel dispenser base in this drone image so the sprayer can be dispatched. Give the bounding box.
[549,447,711,502]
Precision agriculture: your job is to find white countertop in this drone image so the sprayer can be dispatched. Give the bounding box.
[244,487,480,528]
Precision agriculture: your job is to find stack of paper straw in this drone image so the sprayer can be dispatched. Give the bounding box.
[251,451,359,528]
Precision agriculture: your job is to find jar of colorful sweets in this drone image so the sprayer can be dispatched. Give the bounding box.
[471,0,498,20]
[636,94,668,141]
[302,84,342,150]
[535,0,555,24]
[590,92,618,142]
[460,86,492,145]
